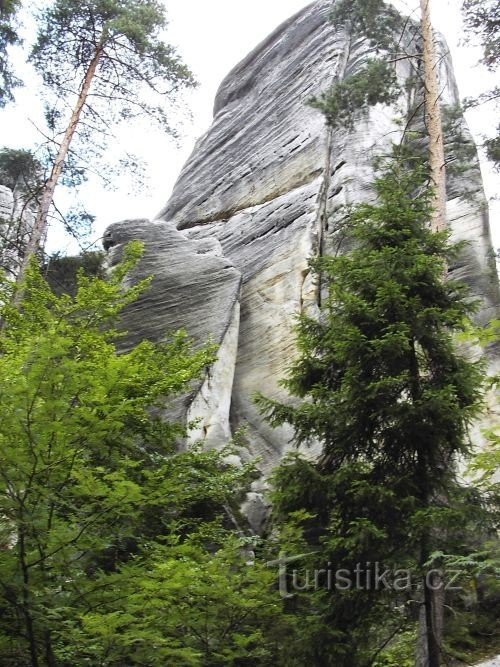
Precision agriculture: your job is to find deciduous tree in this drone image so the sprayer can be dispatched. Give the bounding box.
[0,245,286,665]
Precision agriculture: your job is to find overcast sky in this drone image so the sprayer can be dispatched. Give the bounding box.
[0,0,497,255]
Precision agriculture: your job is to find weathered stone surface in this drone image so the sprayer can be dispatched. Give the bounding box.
[156,0,499,464]
[0,185,13,221]
[0,183,35,279]
[103,219,241,447]
[106,0,499,494]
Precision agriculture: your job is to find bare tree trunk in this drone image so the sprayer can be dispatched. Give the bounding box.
[14,41,104,299]
[420,0,447,233]
[416,600,429,667]
[415,546,442,667]
[415,5,447,663]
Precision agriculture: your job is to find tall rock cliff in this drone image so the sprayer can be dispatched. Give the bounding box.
[104,0,499,529]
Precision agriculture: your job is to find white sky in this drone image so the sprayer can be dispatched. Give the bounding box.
[0,0,498,255]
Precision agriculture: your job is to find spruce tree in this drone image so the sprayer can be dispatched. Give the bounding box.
[258,157,484,667]
[285,2,476,662]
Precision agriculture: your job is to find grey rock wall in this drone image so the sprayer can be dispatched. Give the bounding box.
[475,657,500,667]
[0,184,35,279]
[103,219,242,449]
[105,0,500,527]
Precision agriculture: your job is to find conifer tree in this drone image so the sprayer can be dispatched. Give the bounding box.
[295,3,470,662]
[318,0,448,231]
[0,0,21,107]
[16,0,195,290]
[462,0,499,167]
[0,148,42,278]
[258,157,484,667]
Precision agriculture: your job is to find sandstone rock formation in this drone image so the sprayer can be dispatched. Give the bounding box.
[103,219,242,449]
[105,0,499,530]
[0,184,35,279]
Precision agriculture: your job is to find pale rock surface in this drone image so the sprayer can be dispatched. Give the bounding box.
[105,0,500,528]
[161,0,499,461]
[0,185,13,221]
[0,183,36,279]
[475,657,500,667]
[103,219,241,448]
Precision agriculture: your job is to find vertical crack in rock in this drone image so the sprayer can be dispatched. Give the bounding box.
[314,30,353,306]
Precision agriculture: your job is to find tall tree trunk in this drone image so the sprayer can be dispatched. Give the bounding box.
[14,40,104,299]
[420,0,447,233]
[415,513,442,667]
[415,6,447,663]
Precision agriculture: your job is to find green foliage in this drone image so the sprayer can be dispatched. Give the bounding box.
[259,160,482,471]
[0,246,285,665]
[442,105,478,183]
[310,59,400,131]
[485,133,500,167]
[43,250,105,296]
[462,0,499,70]
[372,629,416,667]
[0,147,42,279]
[466,319,500,487]
[330,0,404,51]
[258,158,487,665]
[0,0,21,107]
[462,0,499,168]
[30,0,195,163]
[65,538,284,666]
[308,0,408,134]
[0,147,41,194]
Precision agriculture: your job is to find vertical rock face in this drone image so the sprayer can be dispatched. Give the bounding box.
[106,0,499,527]
[102,219,242,450]
[0,184,35,279]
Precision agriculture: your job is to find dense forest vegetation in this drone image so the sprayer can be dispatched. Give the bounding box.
[0,0,499,665]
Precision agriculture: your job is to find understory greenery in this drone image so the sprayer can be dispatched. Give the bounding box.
[0,166,498,666]
[0,0,498,665]
[0,244,286,666]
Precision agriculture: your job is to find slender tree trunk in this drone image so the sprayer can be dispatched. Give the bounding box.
[420,0,447,233]
[19,525,39,667]
[14,40,104,299]
[411,334,441,667]
[415,6,447,662]
[415,516,442,667]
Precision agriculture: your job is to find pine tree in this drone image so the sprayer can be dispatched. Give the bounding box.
[0,148,42,278]
[318,0,448,230]
[462,0,499,167]
[16,0,195,290]
[0,0,21,107]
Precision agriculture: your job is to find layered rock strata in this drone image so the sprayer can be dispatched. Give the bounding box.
[105,0,499,529]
